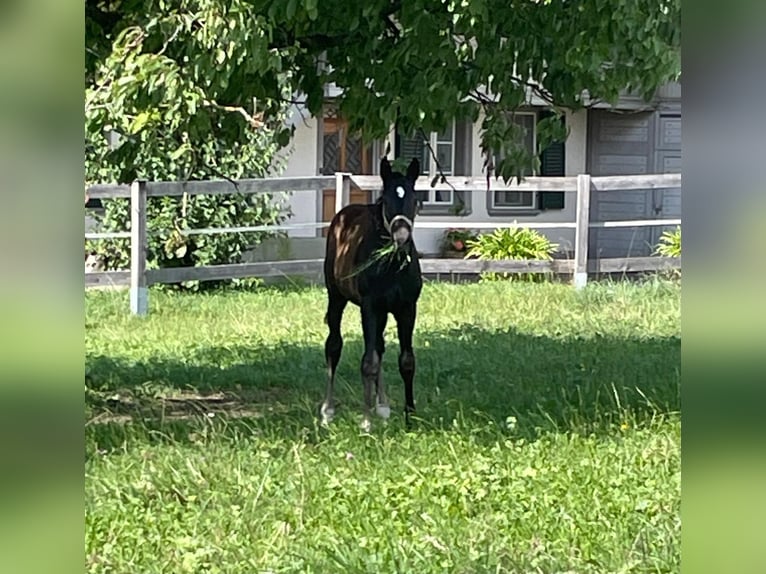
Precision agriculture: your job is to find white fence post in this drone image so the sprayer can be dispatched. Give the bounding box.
[573,173,592,289]
[130,180,148,315]
[335,172,351,215]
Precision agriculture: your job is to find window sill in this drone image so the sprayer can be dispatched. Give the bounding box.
[418,206,473,217]
[486,207,541,217]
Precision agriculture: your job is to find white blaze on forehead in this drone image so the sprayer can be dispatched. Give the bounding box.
[396,186,405,198]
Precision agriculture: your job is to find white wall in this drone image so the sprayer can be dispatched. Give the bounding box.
[274,104,320,238]
[274,104,591,255]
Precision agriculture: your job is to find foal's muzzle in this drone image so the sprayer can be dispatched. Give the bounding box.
[388,215,413,247]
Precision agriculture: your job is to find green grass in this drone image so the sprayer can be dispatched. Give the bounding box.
[85,279,681,573]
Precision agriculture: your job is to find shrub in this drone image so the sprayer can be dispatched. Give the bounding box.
[654,226,681,258]
[652,225,681,280]
[464,227,558,282]
[86,192,291,290]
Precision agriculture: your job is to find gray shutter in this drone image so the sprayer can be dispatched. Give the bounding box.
[399,136,427,172]
[452,120,472,210]
[538,111,566,210]
[453,120,472,176]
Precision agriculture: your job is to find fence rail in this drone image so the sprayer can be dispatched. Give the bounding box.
[84,172,681,314]
[84,256,681,289]
[85,176,336,199]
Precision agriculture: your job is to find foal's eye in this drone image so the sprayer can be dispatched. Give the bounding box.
[396,186,405,198]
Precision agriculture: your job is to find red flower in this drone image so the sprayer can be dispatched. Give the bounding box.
[453,240,464,251]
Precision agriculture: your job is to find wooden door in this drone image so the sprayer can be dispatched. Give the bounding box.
[321,116,373,236]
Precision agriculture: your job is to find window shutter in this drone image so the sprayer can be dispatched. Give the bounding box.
[453,120,472,176]
[397,135,428,174]
[540,140,565,176]
[400,137,424,162]
[538,111,566,210]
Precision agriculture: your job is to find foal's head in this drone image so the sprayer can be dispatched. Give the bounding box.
[379,157,420,248]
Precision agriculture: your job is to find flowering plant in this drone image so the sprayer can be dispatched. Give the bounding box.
[441,228,478,253]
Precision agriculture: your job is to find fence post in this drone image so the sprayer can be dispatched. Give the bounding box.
[335,172,351,215]
[573,173,591,289]
[130,180,148,315]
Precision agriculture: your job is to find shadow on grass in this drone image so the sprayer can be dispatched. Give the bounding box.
[86,324,680,451]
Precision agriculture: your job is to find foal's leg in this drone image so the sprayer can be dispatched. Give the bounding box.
[360,302,383,432]
[321,291,347,426]
[375,313,391,420]
[394,302,418,427]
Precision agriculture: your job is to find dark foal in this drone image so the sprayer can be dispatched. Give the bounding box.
[321,157,423,431]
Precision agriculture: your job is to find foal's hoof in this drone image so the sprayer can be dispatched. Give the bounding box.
[320,404,335,427]
[404,409,416,430]
[375,404,391,420]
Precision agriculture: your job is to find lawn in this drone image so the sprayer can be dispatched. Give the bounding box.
[85,279,681,573]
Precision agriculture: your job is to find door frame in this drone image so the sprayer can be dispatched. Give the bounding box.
[317,109,382,236]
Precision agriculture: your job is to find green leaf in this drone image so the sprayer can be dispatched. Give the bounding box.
[169,144,189,161]
[128,111,153,134]
[305,0,319,20]
[276,127,292,147]
[286,0,298,20]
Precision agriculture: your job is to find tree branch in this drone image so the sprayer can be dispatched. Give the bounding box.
[187,145,240,192]
[157,23,182,57]
[507,74,572,116]
[383,15,401,38]
[268,2,402,51]
[469,89,499,106]
[202,100,264,129]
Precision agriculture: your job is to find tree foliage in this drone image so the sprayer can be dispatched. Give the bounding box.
[86,0,681,183]
[85,0,294,184]
[85,0,295,282]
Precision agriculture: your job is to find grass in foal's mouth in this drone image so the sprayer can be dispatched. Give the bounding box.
[340,239,411,279]
[85,278,681,573]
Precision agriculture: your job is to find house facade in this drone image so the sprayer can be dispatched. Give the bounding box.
[263,80,681,262]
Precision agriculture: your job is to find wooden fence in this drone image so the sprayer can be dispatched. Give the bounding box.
[85,172,681,315]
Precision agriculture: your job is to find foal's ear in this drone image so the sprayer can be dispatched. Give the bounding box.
[380,157,392,183]
[406,157,420,185]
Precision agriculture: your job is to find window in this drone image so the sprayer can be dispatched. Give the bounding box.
[488,110,566,214]
[399,122,455,205]
[494,190,535,209]
[492,112,537,210]
[396,120,473,215]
